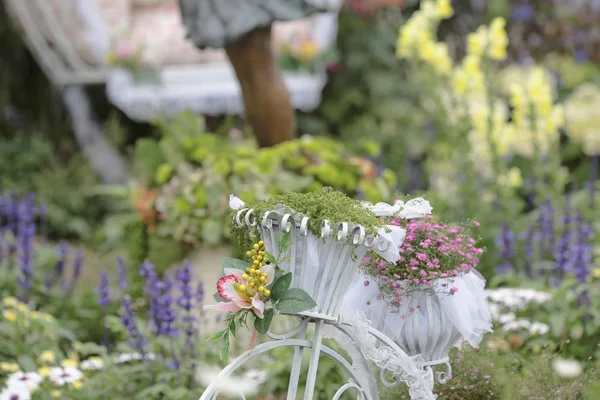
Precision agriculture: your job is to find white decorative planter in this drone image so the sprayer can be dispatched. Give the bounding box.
[234,207,399,321]
[342,271,493,384]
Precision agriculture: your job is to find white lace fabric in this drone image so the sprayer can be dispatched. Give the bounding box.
[324,312,437,400]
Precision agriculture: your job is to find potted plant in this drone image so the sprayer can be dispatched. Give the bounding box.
[342,215,493,384]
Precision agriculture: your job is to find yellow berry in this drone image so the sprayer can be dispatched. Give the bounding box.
[257,255,263,261]
[239,285,247,291]
[253,244,259,250]
[260,276,266,283]
[258,240,264,247]
[246,268,251,273]
[246,290,253,297]
[253,260,259,265]
[264,290,271,297]
[241,273,249,280]
[258,286,265,292]
[249,282,255,288]
[246,251,251,257]
[262,273,268,278]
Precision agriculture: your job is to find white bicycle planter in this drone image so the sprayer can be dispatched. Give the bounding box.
[200,200,469,400]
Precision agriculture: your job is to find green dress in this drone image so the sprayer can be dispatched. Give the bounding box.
[179,0,337,49]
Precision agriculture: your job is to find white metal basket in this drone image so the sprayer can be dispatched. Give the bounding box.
[233,207,394,321]
[343,271,493,384]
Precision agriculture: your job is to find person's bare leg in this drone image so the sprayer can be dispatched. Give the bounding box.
[226,26,295,147]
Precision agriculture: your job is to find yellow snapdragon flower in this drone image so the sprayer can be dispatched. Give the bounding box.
[437,0,454,19]
[467,26,488,57]
[452,68,468,95]
[488,17,508,60]
[498,167,524,188]
[463,54,481,75]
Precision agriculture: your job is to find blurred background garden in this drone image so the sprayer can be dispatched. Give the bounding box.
[1,0,599,398]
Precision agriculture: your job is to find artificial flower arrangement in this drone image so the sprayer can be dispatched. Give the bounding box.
[277,36,339,74]
[205,238,317,363]
[361,215,485,310]
[205,188,410,363]
[104,40,161,84]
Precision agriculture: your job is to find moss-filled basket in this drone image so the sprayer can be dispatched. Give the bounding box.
[230,189,404,321]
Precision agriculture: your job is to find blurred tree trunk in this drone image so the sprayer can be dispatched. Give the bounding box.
[225,26,295,148]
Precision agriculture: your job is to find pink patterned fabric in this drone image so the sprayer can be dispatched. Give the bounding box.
[90,0,132,38]
[126,3,226,65]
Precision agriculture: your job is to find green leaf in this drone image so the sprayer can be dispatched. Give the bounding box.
[220,334,230,364]
[270,272,292,302]
[229,318,237,338]
[276,289,317,314]
[135,138,166,179]
[222,257,250,275]
[254,309,274,335]
[265,251,277,264]
[17,355,37,372]
[207,330,226,341]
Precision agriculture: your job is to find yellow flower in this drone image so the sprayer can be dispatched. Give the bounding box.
[31,311,41,319]
[51,390,61,398]
[62,359,78,368]
[421,0,439,19]
[437,0,454,19]
[452,69,468,95]
[2,310,17,322]
[2,297,18,308]
[419,39,437,62]
[463,54,481,75]
[73,381,84,389]
[593,268,600,279]
[42,313,54,322]
[297,40,319,62]
[39,350,56,364]
[39,366,51,377]
[0,362,20,373]
[467,27,488,56]
[17,303,29,314]
[499,167,523,188]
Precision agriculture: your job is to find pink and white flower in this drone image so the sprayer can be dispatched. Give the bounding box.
[48,367,83,386]
[7,371,43,391]
[204,265,275,319]
[0,384,30,400]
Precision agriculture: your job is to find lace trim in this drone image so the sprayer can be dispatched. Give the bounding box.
[325,312,437,400]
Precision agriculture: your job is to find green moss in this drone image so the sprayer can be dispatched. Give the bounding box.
[231,188,384,252]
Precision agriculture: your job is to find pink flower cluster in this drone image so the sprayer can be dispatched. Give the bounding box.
[362,216,484,306]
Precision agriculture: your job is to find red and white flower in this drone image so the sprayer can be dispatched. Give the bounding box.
[205,265,275,319]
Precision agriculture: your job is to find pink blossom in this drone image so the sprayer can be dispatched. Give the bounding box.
[450,287,459,294]
[473,221,480,227]
[115,41,134,59]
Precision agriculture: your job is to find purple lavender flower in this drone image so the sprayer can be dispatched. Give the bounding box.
[156,275,178,338]
[571,210,593,283]
[16,194,36,301]
[495,224,514,274]
[120,295,148,356]
[512,3,535,22]
[553,225,572,283]
[523,226,535,278]
[68,249,84,291]
[96,271,112,350]
[117,257,128,296]
[538,201,555,257]
[176,263,197,354]
[140,262,161,334]
[0,230,4,267]
[51,241,69,290]
[589,155,598,209]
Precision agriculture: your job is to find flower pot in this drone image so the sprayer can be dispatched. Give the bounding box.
[233,206,402,321]
[342,271,492,382]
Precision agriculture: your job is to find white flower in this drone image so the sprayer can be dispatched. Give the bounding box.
[552,359,583,378]
[244,369,268,384]
[49,367,83,386]
[80,357,104,370]
[497,312,516,324]
[7,371,43,391]
[502,319,531,332]
[0,384,31,400]
[529,322,550,335]
[114,352,155,364]
[196,365,259,397]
